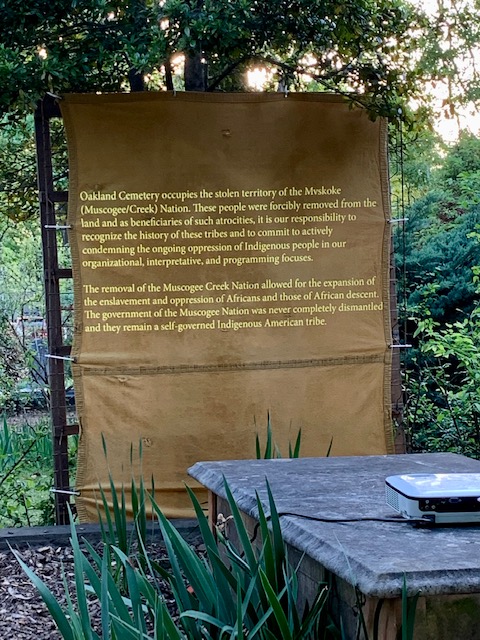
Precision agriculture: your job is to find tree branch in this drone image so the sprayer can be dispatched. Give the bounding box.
[207,55,249,92]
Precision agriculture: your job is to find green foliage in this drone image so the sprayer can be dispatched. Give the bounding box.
[439,133,480,186]
[398,132,480,459]
[413,0,480,118]
[17,474,336,639]
[399,575,419,640]
[0,314,25,411]
[436,133,480,211]
[0,217,44,321]
[401,204,480,323]
[96,437,156,585]
[0,115,73,410]
[15,454,422,639]
[0,115,38,223]
[0,414,55,526]
[0,213,60,406]
[0,0,475,126]
[405,300,480,457]
[396,134,480,326]
[255,414,302,459]
[389,126,444,215]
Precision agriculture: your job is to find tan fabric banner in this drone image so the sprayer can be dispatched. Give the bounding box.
[61,92,394,521]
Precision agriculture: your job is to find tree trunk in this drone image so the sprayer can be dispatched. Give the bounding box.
[184,52,206,91]
[128,68,146,92]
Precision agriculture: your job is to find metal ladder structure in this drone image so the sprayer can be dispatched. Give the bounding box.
[35,95,78,525]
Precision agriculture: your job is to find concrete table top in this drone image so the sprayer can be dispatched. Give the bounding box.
[188,453,480,597]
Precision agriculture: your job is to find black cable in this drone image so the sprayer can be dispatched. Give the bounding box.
[275,510,426,524]
[248,510,429,544]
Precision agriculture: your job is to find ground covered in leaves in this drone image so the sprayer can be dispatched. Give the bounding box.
[0,541,178,639]
[0,545,70,639]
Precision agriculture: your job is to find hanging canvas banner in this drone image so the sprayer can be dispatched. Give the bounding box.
[61,92,393,521]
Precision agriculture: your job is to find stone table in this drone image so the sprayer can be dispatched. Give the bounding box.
[189,453,480,640]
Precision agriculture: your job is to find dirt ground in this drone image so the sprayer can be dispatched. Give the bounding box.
[0,544,79,640]
[0,541,180,639]
[0,410,191,638]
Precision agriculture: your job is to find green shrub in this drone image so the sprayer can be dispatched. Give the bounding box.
[405,296,480,457]
[0,413,55,526]
[255,413,303,459]
[16,472,337,639]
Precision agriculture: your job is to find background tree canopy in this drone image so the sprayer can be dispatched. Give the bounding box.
[0,0,478,123]
[392,132,480,456]
[0,0,478,229]
[396,133,480,325]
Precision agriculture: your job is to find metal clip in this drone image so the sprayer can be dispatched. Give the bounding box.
[389,344,412,349]
[44,225,72,230]
[50,488,81,496]
[46,354,77,362]
[388,218,409,224]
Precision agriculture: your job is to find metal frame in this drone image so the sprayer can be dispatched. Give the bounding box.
[35,95,78,525]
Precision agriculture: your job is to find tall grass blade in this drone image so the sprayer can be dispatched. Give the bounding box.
[123,552,148,635]
[255,491,276,589]
[154,599,184,640]
[236,579,243,639]
[101,552,110,640]
[265,479,286,585]
[265,412,273,459]
[110,614,152,640]
[81,537,103,572]
[153,504,219,613]
[61,569,91,638]
[81,541,133,626]
[325,437,334,458]
[185,484,236,616]
[180,610,234,633]
[297,583,331,638]
[149,502,199,638]
[255,432,262,460]
[222,478,258,570]
[0,414,12,456]
[290,428,302,459]
[13,549,75,640]
[258,568,292,640]
[67,506,95,639]
[101,433,128,553]
[401,574,420,640]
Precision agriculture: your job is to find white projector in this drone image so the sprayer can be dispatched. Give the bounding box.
[385,473,480,524]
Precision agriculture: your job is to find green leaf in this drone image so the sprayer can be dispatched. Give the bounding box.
[258,568,292,640]
[69,510,93,638]
[101,552,110,640]
[222,477,258,570]
[13,549,75,640]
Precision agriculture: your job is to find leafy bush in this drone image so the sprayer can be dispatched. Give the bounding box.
[15,449,422,640]
[16,474,337,639]
[396,133,480,328]
[0,314,26,412]
[405,299,480,457]
[396,133,480,457]
[0,414,55,526]
[255,413,303,459]
[396,196,480,327]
